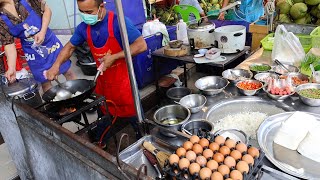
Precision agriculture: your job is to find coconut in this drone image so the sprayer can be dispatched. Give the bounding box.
[294,16,308,24]
[276,1,292,14]
[290,3,308,19]
[292,0,305,3]
[316,19,320,25]
[278,14,292,22]
[305,0,320,5]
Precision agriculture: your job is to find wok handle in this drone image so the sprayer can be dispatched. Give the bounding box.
[93,70,101,83]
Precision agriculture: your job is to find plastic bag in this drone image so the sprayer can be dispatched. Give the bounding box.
[272,25,305,66]
[142,19,170,46]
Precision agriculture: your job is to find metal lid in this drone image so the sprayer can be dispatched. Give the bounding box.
[2,78,38,97]
[188,22,215,30]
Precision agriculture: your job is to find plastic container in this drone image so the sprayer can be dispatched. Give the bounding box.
[176,20,188,44]
[261,33,312,53]
[311,26,320,48]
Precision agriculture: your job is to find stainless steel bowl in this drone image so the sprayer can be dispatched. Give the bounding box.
[263,86,294,101]
[214,129,249,145]
[249,63,272,75]
[271,64,299,75]
[195,76,229,96]
[254,72,279,84]
[169,40,183,48]
[296,83,320,107]
[166,87,192,102]
[181,119,213,136]
[179,94,207,113]
[281,72,310,86]
[153,104,191,137]
[236,80,263,96]
[222,69,253,84]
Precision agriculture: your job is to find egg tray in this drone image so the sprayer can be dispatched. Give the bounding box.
[162,133,265,180]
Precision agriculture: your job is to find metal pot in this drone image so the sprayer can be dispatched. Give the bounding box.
[1,77,42,107]
[187,22,215,49]
[153,104,191,137]
[166,87,192,102]
[214,25,246,53]
[181,119,213,136]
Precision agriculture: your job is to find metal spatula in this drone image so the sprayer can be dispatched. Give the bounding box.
[54,79,72,100]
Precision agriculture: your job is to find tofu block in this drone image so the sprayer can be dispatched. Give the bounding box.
[297,122,320,163]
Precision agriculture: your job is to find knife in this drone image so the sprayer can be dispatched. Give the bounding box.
[143,149,162,179]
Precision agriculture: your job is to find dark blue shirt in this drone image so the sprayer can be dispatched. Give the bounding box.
[70,12,141,48]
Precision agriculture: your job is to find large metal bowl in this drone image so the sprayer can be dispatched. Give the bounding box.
[271,64,299,75]
[179,94,207,113]
[153,104,191,137]
[254,72,279,84]
[236,80,263,96]
[181,119,213,136]
[166,87,192,102]
[296,83,320,106]
[195,76,229,96]
[222,69,253,84]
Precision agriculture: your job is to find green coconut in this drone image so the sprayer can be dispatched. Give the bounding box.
[292,0,305,3]
[294,16,308,24]
[276,1,292,14]
[290,3,308,19]
[278,14,293,22]
[316,19,320,25]
[305,0,320,5]
[211,0,219,4]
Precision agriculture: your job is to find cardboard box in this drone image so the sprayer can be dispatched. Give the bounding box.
[249,23,269,51]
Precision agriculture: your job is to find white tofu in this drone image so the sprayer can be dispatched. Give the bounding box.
[273,111,317,150]
[297,122,320,163]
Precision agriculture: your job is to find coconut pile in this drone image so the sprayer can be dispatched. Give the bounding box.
[276,0,320,25]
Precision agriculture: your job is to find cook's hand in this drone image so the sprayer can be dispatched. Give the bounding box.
[34,30,46,45]
[98,53,116,73]
[218,12,225,20]
[202,17,209,22]
[5,68,16,83]
[44,65,60,80]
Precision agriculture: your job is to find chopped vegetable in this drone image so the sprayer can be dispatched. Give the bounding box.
[237,81,262,90]
[250,65,271,72]
[299,89,320,99]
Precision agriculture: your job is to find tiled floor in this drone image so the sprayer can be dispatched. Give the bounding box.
[0,144,18,180]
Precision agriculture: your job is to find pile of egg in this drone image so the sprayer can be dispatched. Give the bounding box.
[167,135,260,180]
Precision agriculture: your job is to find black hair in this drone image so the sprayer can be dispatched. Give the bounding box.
[77,0,104,7]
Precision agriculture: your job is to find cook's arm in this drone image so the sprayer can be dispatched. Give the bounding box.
[34,3,52,45]
[218,0,229,20]
[100,36,147,71]
[45,42,76,80]
[4,43,17,83]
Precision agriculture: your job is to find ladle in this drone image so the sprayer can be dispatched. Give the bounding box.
[54,79,72,100]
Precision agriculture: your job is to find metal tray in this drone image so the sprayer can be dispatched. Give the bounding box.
[119,135,181,178]
[255,165,299,180]
[257,112,320,179]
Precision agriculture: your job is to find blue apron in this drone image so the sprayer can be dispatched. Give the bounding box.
[0,0,71,83]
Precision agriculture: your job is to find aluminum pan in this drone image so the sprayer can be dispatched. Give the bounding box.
[257,112,320,179]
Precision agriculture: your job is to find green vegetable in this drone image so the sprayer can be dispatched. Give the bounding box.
[299,88,320,99]
[250,65,271,71]
[300,53,320,76]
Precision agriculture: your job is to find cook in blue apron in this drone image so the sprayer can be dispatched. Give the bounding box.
[0,0,71,84]
[218,0,264,22]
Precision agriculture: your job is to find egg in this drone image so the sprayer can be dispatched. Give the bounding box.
[213,153,225,163]
[236,143,247,153]
[230,150,242,161]
[230,170,243,180]
[176,147,186,157]
[196,156,207,167]
[209,142,220,152]
[214,136,225,145]
[192,144,203,155]
[236,161,249,174]
[178,158,190,170]
[183,141,193,151]
[210,171,224,180]
[219,146,231,156]
[224,156,236,168]
[242,154,254,165]
[199,167,212,180]
[199,138,210,148]
[186,150,197,162]
[225,179,233,180]
[248,147,260,158]
[225,138,236,149]
[189,162,201,175]
[218,164,230,176]
[190,135,200,144]
[206,160,219,171]
[203,149,214,159]
[169,154,179,165]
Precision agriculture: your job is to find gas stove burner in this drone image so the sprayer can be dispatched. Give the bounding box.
[59,107,77,116]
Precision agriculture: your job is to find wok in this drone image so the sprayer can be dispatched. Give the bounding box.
[42,71,100,105]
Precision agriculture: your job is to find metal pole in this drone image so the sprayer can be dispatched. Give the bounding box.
[114,0,144,123]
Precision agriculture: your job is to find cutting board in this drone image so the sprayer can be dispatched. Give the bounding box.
[193,56,227,64]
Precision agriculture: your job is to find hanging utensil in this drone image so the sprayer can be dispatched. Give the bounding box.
[143,141,171,169]
[143,149,162,179]
[275,59,290,73]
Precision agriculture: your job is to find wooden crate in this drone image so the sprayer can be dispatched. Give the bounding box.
[249,23,269,51]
